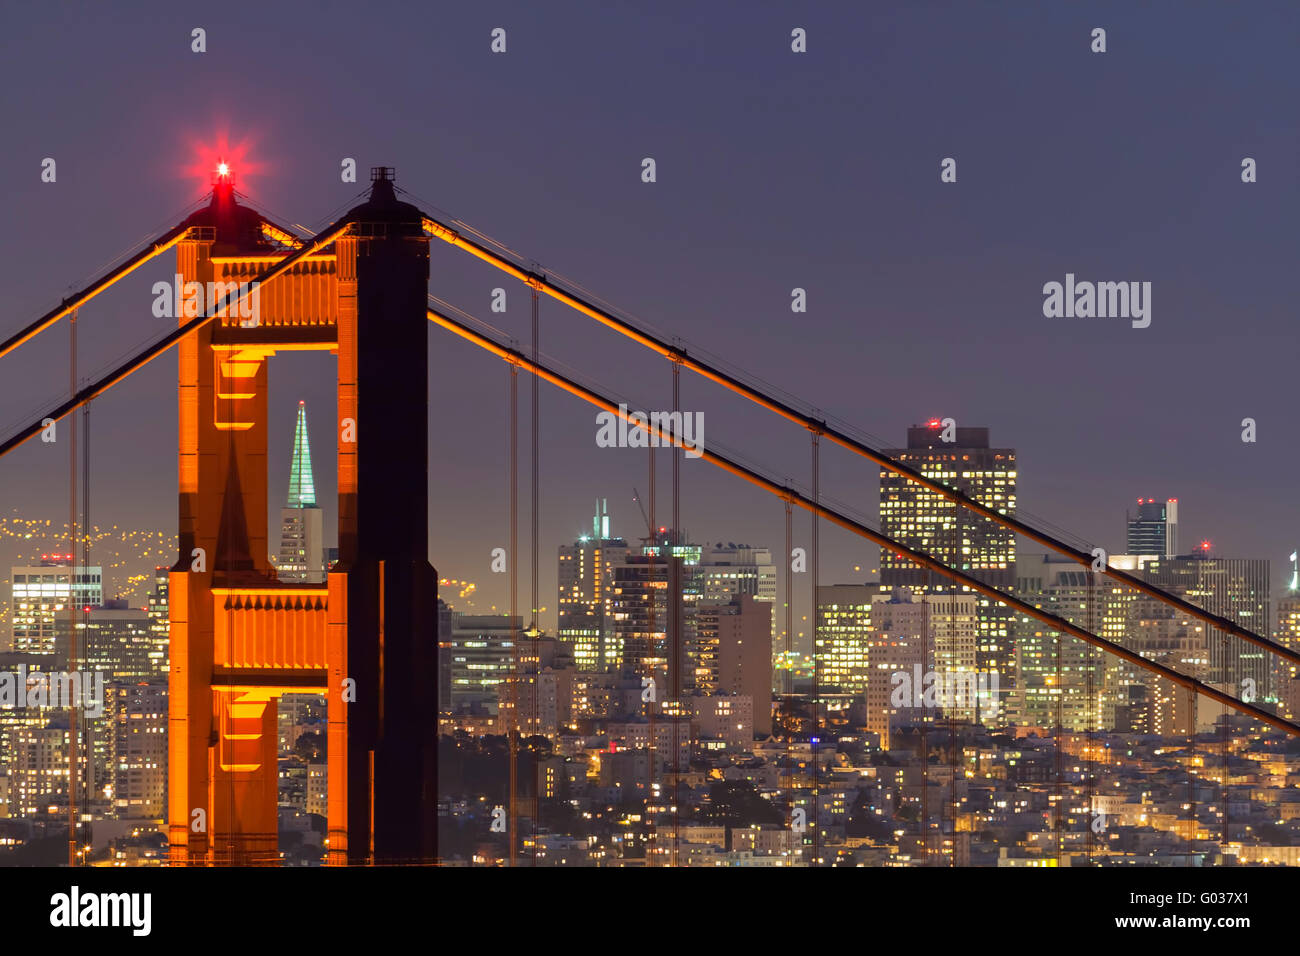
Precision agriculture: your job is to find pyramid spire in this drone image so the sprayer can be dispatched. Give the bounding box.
[286,401,317,508]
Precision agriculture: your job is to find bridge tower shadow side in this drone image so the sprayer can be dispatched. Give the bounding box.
[167,168,438,865]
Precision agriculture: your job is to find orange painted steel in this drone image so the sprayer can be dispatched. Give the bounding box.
[169,213,355,866]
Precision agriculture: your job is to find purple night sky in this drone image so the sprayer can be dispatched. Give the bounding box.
[0,1,1296,644]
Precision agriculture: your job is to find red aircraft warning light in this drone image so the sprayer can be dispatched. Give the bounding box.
[212,159,234,186]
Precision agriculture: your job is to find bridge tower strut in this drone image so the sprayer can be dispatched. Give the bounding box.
[167,167,438,865]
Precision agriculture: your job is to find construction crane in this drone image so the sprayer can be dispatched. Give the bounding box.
[632,487,652,540]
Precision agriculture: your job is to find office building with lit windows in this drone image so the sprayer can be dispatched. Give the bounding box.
[864,594,925,750]
[1011,554,1109,732]
[9,557,103,657]
[695,544,777,604]
[862,588,982,747]
[557,501,628,671]
[82,602,164,682]
[104,680,167,819]
[696,543,778,653]
[879,423,1016,717]
[608,528,701,690]
[1275,581,1300,721]
[815,584,874,697]
[8,720,69,818]
[1126,498,1179,558]
[693,594,772,735]
[1125,596,1211,736]
[1141,553,1270,699]
[439,614,521,713]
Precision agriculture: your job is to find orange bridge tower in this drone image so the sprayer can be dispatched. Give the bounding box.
[167,168,438,865]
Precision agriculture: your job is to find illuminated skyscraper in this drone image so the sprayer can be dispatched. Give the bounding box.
[815,584,874,697]
[9,721,69,817]
[695,544,777,605]
[696,543,778,652]
[440,613,521,714]
[1124,596,1210,735]
[1126,498,1179,558]
[277,401,324,583]
[9,556,103,657]
[610,529,700,690]
[557,501,628,671]
[104,680,167,819]
[1142,552,1269,697]
[879,423,1016,716]
[1011,554,1109,732]
[864,591,924,750]
[83,602,163,681]
[861,587,982,748]
[1275,556,1300,720]
[693,594,772,735]
[145,567,169,666]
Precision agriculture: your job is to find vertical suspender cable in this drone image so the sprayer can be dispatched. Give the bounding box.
[530,292,539,633]
[922,571,931,864]
[529,288,540,867]
[508,361,518,867]
[1054,584,1063,864]
[67,309,78,868]
[950,507,960,865]
[784,498,794,846]
[671,356,680,866]
[646,442,656,864]
[1220,624,1229,847]
[1086,572,1097,861]
[1188,688,1197,860]
[81,400,91,858]
[810,429,820,866]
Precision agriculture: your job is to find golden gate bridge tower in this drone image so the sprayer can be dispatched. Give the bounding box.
[167,167,437,865]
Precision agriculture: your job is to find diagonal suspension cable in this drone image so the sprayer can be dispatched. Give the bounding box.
[416,210,1300,671]
[0,223,192,361]
[425,297,1300,739]
[0,218,355,460]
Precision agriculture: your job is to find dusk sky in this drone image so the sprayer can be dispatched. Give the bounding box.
[1,1,1296,639]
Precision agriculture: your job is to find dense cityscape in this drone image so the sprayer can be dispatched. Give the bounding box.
[1,409,1296,867]
[0,16,1293,951]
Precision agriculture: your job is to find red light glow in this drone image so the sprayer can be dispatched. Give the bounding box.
[182,129,268,197]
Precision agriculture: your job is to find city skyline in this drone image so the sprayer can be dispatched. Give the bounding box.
[0,0,1297,889]
[1,4,1297,636]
